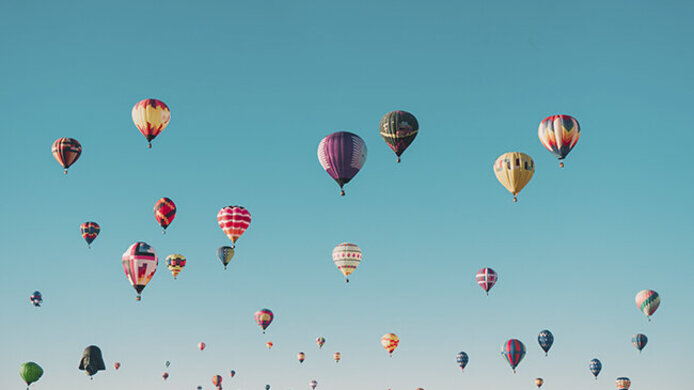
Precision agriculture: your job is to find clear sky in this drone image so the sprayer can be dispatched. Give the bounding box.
[1,1,693,389]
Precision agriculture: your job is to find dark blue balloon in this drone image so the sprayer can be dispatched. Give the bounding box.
[456,351,469,371]
[589,358,602,379]
[538,330,554,356]
[632,334,648,353]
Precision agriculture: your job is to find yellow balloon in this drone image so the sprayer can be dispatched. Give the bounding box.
[493,152,535,201]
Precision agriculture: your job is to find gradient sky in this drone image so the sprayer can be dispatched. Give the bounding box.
[2,1,693,389]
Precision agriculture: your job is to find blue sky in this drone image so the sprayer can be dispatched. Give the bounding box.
[1,1,693,389]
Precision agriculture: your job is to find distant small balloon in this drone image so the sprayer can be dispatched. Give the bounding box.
[535,378,544,388]
[310,379,318,390]
[266,341,274,350]
[19,362,44,388]
[635,289,660,321]
[30,291,42,308]
[538,330,554,356]
[616,377,631,390]
[589,358,602,379]
[297,352,306,363]
[456,351,469,371]
[113,362,120,370]
[198,342,206,351]
[632,333,648,353]
[162,372,169,381]
[316,337,326,348]
[333,352,341,363]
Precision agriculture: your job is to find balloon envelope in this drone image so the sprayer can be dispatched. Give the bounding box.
[78,345,105,377]
[199,342,206,351]
[635,289,660,320]
[132,98,170,148]
[456,351,469,371]
[616,377,631,390]
[381,333,399,356]
[297,352,306,363]
[538,114,581,166]
[166,254,186,279]
[333,352,341,362]
[632,333,648,352]
[316,337,325,348]
[30,291,42,307]
[493,152,534,201]
[589,359,602,379]
[80,222,100,247]
[379,110,419,162]
[52,137,81,173]
[19,362,43,387]
[535,378,544,388]
[317,131,367,195]
[217,206,251,246]
[332,243,362,282]
[538,330,554,355]
[217,246,235,269]
[122,242,158,300]
[501,339,526,373]
[476,268,497,295]
[154,197,176,231]
[255,309,274,332]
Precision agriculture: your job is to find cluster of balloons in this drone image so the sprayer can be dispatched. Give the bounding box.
[34,101,663,390]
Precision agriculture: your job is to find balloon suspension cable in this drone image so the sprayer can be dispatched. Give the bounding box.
[648,317,651,322]
[224,265,227,270]
[545,352,548,357]
[559,161,564,168]
[485,291,488,296]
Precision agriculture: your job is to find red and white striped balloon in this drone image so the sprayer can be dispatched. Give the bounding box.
[476,267,497,296]
[217,206,251,246]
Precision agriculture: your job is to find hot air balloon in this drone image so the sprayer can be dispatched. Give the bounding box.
[333,352,341,363]
[266,385,271,390]
[538,330,554,356]
[379,110,419,163]
[122,242,158,301]
[197,387,202,390]
[78,345,105,379]
[501,339,526,373]
[616,377,631,390]
[456,351,468,371]
[165,361,170,368]
[635,289,660,321]
[317,131,367,196]
[310,379,318,390]
[535,378,544,388]
[476,268,497,295]
[217,206,251,248]
[381,333,399,356]
[212,375,222,389]
[80,222,100,248]
[198,342,206,351]
[332,243,362,282]
[316,337,326,348]
[538,115,581,167]
[52,137,82,174]
[297,352,306,363]
[217,246,235,269]
[113,362,120,370]
[162,372,169,381]
[19,362,43,390]
[166,254,186,279]
[493,152,535,202]
[30,291,42,307]
[632,333,648,353]
[254,308,274,333]
[589,359,602,379]
[132,98,170,148]
[266,341,274,350]
[154,197,176,233]
[229,370,235,378]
